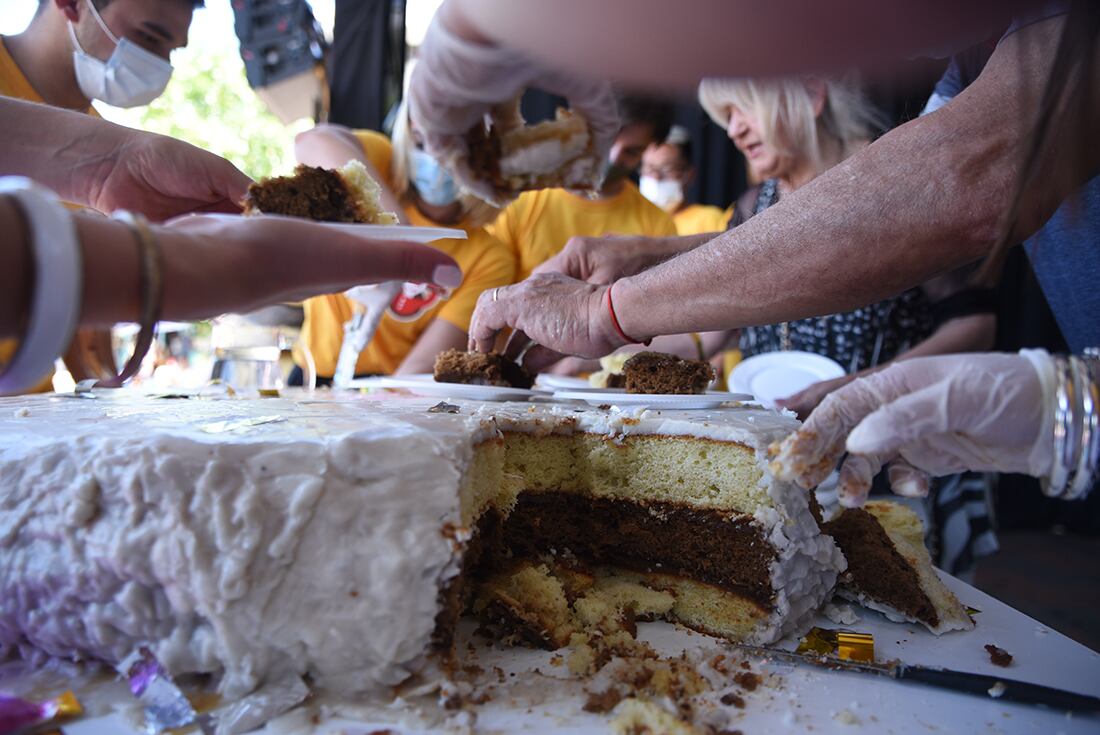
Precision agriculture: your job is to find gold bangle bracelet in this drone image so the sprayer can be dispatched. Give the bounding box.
[96,211,163,388]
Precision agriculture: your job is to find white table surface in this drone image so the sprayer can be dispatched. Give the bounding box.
[12,572,1100,734]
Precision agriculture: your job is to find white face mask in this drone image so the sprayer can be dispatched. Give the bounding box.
[639,175,684,213]
[68,0,173,108]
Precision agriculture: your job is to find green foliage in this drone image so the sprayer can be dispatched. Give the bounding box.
[100,46,310,180]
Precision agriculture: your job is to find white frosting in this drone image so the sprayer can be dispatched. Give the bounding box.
[0,392,842,695]
[0,392,491,698]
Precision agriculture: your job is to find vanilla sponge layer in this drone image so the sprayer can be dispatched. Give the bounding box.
[499,432,772,515]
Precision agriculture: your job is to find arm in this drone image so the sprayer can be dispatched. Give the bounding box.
[1,97,251,220]
[294,125,408,224]
[612,16,1094,340]
[450,0,1021,89]
[0,198,461,338]
[395,320,468,374]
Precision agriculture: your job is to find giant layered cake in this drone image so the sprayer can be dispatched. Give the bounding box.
[0,392,843,700]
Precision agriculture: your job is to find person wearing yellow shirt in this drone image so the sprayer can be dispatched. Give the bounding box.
[1,0,199,392]
[488,94,678,281]
[291,102,516,383]
[639,125,731,236]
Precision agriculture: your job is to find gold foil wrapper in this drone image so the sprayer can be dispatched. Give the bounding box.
[54,690,82,719]
[797,627,875,663]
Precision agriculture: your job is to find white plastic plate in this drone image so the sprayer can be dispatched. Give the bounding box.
[730,351,845,408]
[348,374,546,401]
[182,214,466,243]
[551,389,753,410]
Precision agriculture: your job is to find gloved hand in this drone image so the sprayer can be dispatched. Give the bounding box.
[408,8,619,205]
[769,351,1055,507]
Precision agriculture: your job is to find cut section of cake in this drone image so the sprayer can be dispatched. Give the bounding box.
[621,352,714,394]
[822,500,973,635]
[589,352,630,389]
[244,160,399,224]
[433,349,534,389]
[466,104,599,195]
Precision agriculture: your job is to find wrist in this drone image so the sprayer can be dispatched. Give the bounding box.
[608,278,652,346]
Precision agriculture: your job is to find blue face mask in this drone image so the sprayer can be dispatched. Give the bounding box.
[409,148,460,207]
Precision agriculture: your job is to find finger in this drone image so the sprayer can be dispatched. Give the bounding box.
[837,451,891,508]
[450,154,513,208]
[522,344,568,374]
[887,458,930,498]
[469,289,508,354]
[845,382,950,458]
[503,329,532,362]
[347,239,463,288]
[770,370,910,489]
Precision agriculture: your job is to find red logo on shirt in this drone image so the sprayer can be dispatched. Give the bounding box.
[387,282,451,322]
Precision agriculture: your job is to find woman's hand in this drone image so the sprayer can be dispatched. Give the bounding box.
[769,352,1054,508]
[159,214,463,320]
[468,273,624,372]
[775,374,856,420]
[407,4,618,204]
[89,131,253,221]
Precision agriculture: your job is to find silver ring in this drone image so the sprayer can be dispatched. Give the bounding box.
[492,288,499,302]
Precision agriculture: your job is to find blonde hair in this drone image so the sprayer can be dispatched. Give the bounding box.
[390,99,499,228]
[698,75,886,175]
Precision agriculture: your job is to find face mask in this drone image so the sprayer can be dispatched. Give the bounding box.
[639,176,683,212]
[68,0,173,107]
[409,148,460,207]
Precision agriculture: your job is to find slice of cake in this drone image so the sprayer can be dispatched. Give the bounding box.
[589,352,630,389]
[244,160,399,224]
[621,352,714,395]
[822,500,973,635]
[433,349,534,389]
[466,105,600,196]
[0,392,842,711]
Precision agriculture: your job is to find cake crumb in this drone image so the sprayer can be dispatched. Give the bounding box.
[833,708,860,725]
[733,671,759,691]
[719,692,745,709]
[988,681,1007,698]
[583,687,624,714]
[13,407,30,418]
[984,644,1013,667]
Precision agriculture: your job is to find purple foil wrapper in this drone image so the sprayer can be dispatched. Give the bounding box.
[118,648,207,734]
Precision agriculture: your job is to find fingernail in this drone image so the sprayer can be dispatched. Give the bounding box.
[432,264,463,288]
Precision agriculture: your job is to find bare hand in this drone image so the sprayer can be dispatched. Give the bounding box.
[161,214,462,319]
[468,273,624,372]
[89,132,253,222]
[532,234,703,284]
[775,374,856,420]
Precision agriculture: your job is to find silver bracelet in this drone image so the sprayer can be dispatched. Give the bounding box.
[1042,356,1074,497]
[1067,353,1100,500]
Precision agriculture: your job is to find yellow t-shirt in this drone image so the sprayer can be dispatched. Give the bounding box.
[0,36,98,392]
[488,182,677,281]
[673,204,730,236]
[297,131,516,377]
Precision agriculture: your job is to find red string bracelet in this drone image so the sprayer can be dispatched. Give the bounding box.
[606,283,651,346]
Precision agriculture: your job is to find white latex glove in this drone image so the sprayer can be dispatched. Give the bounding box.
[408,9,619,205]
[769,351,1056,508]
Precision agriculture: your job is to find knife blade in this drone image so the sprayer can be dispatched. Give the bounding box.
[728,643,1100,712]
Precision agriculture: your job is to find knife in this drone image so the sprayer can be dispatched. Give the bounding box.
[730,643,1100,712]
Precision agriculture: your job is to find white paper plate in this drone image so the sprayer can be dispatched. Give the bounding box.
[348,374,545,401]
[730,351,845,408]
[533,374,591,391]
[181,214,466,243]
[551,389,753,410]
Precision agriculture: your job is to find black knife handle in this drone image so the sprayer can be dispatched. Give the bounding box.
[898,664,1100,712]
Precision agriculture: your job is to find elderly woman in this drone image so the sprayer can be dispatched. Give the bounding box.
[290,101,515,384]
